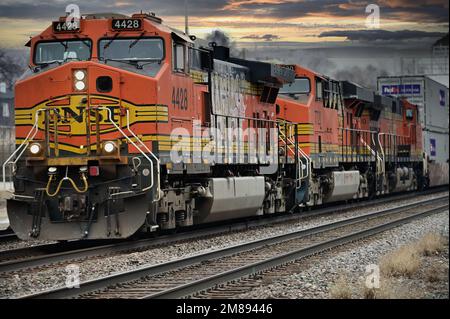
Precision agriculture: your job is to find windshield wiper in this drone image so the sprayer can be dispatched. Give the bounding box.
[57,41,78,62]
[103,58,138,67]
[33,60,63,72]
[135,58,162,68]
[136,59,163,69]
[103,57,161,69]
[59,41,68,50]
[130,58,162,62]
[73,34,91,50]
[103,33,120,50]
[129,32,146,49]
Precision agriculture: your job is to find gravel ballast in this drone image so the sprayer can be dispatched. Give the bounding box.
[0,192,447,298]
[233,211,449,299]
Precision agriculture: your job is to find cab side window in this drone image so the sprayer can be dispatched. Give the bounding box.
[316,78,341,110]
[391,101,397,114]
[316,78,323,100]
[190,47,201,70]
[406,109,414,120]
[173,42,188,73]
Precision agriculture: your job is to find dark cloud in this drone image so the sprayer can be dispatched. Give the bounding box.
[189,20,362,30]
[241,34,281,41]
[319,29,446,41]
[0,0,228,19]
[0,1,66,19]
[231,0,449,23]
[0,0,448,24]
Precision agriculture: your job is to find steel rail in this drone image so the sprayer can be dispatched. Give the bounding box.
[17,195,448,299]
[147,204,448,299]
[0,230,16,241]
[1,189,447,273]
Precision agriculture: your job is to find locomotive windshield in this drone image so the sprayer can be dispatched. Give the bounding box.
[280,78,311,95]
[34,40,92,65]
[99,38,164,62]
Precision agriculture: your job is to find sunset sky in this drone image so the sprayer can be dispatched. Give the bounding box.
[0,0,448,48]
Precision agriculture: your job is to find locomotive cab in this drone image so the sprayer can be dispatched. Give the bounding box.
[5,13,190,240]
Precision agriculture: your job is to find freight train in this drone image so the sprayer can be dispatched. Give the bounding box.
[3,12,448,241]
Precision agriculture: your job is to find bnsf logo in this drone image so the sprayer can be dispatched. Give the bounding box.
[56,105,119,124]
[34,105,122,135]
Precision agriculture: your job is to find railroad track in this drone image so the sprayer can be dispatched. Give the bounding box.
[0,229,16,242]
[18,194,448,299]
[0,188,447,274]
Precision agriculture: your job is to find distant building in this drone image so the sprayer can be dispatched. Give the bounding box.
[399,33,449,86]
[431,34,449,85]
[0,81,15,178]
[432,34,449,60]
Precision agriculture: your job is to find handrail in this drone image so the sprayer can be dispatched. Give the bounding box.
[125,109,161,201]
[96,107,159,200]
[340,127,384,175]
[278,121,311,187]
[292,137,311,181]
[377,132,411,165]
[359,134,383,174]
[3,106,160,202]
[286,123,311,181]
[211,113,278,166]
[341,127,376,134]
[281,128,303,179]
[371,134,385,175]
[2,108,47,190]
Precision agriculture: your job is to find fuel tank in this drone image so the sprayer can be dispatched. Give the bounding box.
[195,177,266,223]
[322,171,361,203]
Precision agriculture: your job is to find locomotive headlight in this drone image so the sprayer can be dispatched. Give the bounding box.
[73,69,87,91]
[75,81,86,91]
[103,141,117,154]
[74,70,86,81]
[30,144,41,155]
[29,143,42,156]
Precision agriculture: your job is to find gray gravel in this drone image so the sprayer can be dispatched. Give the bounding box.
[0,239,56,253]
[0,191,447,298]
[234,211,449,299]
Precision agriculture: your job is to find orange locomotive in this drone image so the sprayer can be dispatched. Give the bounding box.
[277,66,424,208]
[5,13,295,240]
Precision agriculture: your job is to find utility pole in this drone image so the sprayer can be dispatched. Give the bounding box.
[184,0,189,35]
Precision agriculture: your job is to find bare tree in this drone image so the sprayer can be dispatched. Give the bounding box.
[0,49,25,89]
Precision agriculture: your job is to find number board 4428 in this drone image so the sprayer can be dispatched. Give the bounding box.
[112,19,143,31]
[53,21,80,33]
